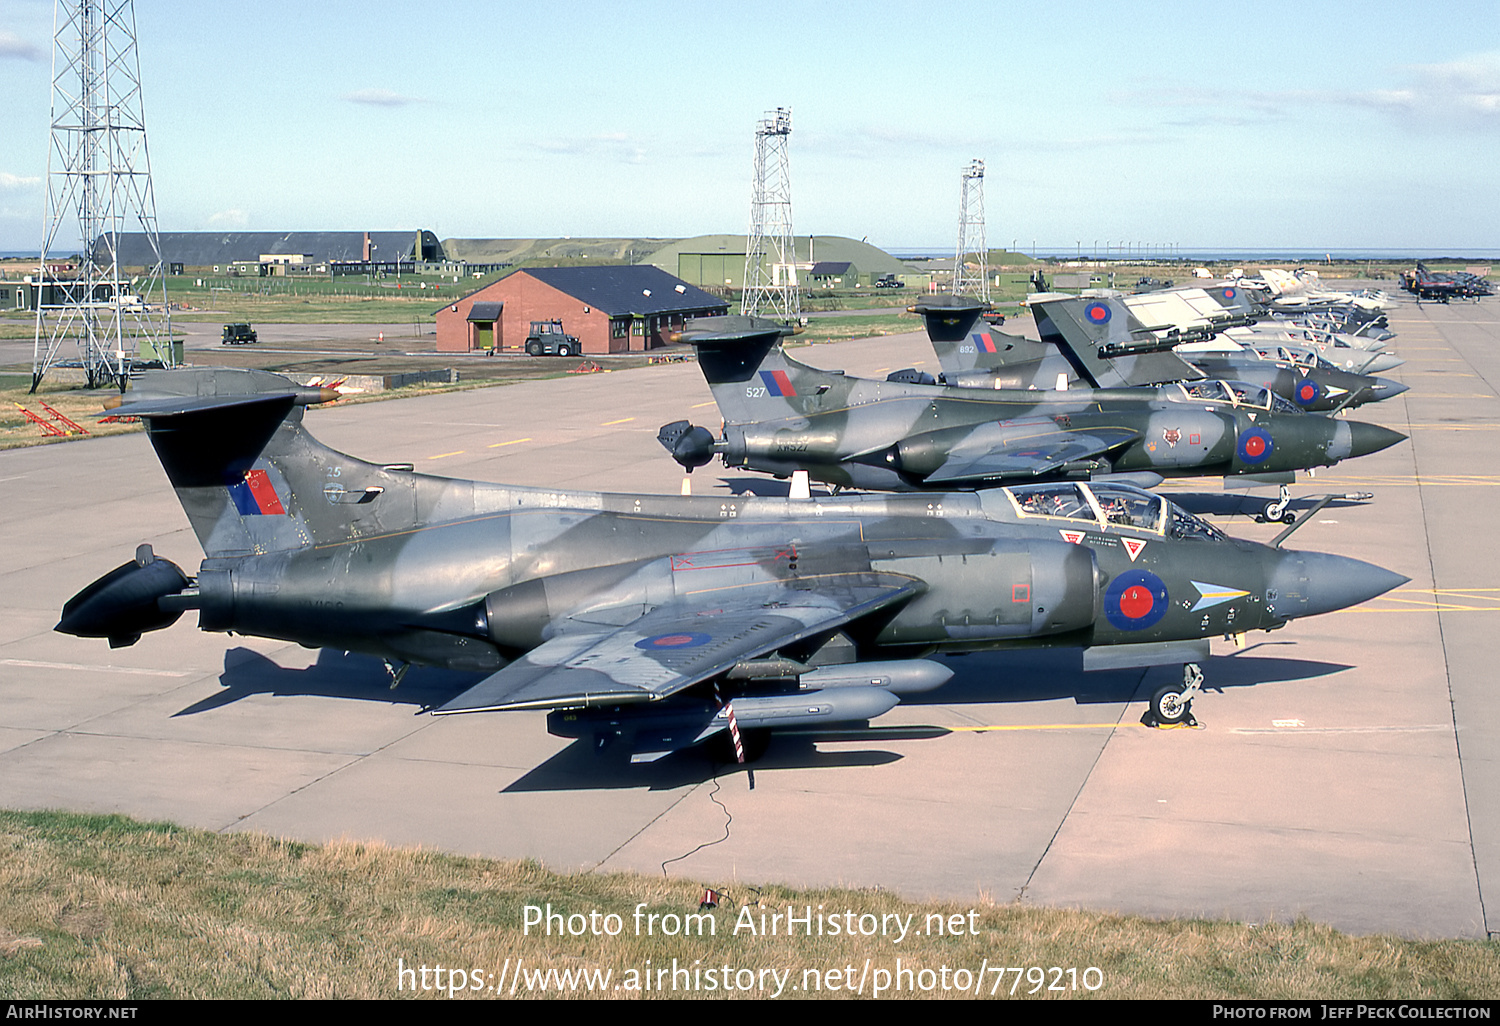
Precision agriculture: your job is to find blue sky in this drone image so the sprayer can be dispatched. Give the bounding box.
[2,0,1498,253]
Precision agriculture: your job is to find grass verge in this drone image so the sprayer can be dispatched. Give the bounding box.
[0,810,1494,1000]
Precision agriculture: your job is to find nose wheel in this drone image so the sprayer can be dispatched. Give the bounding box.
[1147,662,1203,728]
[1255,484,1296,525]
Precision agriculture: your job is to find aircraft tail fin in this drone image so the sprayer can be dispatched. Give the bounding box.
[112,368,410,558]
[910,296,1053,379]
[910,296,986,344]
[1030,295,1204,388]
[677,315,835,424]
[1203,284,1265,323]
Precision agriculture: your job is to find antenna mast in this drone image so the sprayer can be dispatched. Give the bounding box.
[742,107,799,320]
[953,158,990,304]
[33,0,175,392]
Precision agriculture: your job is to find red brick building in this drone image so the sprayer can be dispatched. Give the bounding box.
[435,265,728,355]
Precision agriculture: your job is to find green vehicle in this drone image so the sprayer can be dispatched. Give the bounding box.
[220,323,257,346]
[524,320,578,357]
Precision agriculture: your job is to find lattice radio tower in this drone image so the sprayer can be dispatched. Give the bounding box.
[952,158,990,304]
[742,107,799,321]
[32,0,174,392]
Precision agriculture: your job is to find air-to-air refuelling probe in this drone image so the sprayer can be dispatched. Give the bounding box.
[56,367,1405,758]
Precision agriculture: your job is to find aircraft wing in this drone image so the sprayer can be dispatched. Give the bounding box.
[924,425,1141,484]
[105,392,299,419]
[434,573,923,714]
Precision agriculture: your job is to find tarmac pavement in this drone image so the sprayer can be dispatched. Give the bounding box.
[0,300,1494,939]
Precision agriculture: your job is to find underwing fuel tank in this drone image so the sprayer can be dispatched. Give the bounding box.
[547,684,907,760]
[798,659,953,694]
[55,545,191,649]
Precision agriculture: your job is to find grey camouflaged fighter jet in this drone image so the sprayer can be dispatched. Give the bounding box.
[913,293,1408,412]
[658,317,1405,495]
[55,367,1405,748]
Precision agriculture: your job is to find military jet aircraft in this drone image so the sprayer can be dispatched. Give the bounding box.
[913,294,1407,412]
[659,316,1405,494]
[55,367,1405,747]
[1401,262,1494,302]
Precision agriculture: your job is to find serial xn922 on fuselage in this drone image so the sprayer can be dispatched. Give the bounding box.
[55,368,1404,752]
[657,317,1405,494]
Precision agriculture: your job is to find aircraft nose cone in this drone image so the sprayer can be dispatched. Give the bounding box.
[1347,421,1408,458]
[1364,354,1404,374]
[1268,551,1409,620]
[1368,377,1409,401]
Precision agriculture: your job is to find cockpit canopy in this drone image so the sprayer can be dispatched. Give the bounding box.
[1169,379,1301,413]
[1249,344,1323,369]
[1001,481,1225,541]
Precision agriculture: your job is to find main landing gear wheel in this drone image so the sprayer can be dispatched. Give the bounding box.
[1148,662,1204,728]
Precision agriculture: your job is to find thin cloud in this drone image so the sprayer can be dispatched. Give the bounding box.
[1356,52,1500,123]
[1123,52,1500,131]
[532,133,648,164]
[207,208,249,228]
[344,88,424,108]
[0,172,42,189]
[0,32,44,62]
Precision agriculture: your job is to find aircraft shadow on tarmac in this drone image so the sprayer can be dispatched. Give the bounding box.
[172,647,476,717]
[1168,491,1373,520]
[180,641,1353,792]
[499,645,1353,792]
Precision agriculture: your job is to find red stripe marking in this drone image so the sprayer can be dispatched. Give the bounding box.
[245,469,285,515]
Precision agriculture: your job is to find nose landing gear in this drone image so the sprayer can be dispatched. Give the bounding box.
[1147,662,1204,728]
[1255,484,1297,525]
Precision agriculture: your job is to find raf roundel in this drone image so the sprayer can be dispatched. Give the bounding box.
[1223,287,1237,300]
[1104,570,1170,631]
[1293,378,1322,406]
[1238,426,1274,465]
[1083,302,1112,325]
[635,632,712,651]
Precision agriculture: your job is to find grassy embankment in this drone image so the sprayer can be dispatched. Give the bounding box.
[1,809,1495,1000]
[0,255,1450,449]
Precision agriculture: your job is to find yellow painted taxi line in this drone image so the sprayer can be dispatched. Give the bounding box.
[950,722,1139,732]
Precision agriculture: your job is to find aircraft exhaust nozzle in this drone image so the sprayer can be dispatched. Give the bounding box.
[656,420,717,469]
[56,545,190,648]
[1268,551,1408,621]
